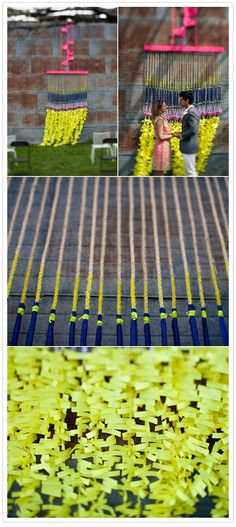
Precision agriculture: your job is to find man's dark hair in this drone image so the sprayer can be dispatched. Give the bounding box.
[179,90,194,104]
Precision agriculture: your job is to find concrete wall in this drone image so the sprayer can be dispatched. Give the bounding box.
[8,21,117,143]
[119,7,229,175]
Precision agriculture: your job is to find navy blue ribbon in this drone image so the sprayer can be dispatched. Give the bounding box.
[80,309,89,346]
[144,312,151,346]
[187,304,200,346]
[201,308,210,345]
[160,307,167,346]
[11,303,25,345]
[217,305,228,345]
[48,92,87,103]
[25,301,39,345]
[116,314,123,346]
[95,314,103,346]
[69,311,77,346]
[45,309,56,346]
[130,309,138,346]
[171,309,180,345]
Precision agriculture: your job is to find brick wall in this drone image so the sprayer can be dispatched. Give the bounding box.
[119,7,229,175]
[8,21,117,143]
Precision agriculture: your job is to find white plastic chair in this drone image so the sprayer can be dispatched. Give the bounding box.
[91,132,112,164]
[8,135,17,161]
[112,130,118,156]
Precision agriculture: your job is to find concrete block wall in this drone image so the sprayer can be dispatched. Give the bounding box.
[119,7,229,175]
[8,22,117,143]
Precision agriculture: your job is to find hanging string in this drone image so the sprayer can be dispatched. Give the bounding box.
[139,178,151,345]
[95,177,110,346]
[11,178,51,345]
[80,177,100,346]
[184,179,210,345]
[129,177,138,345]
[8,177,27,248]
[45,178,74,345]
[172,178,200,345]
[8,178,228,346]
[193,178,228,345]
[213,178,228,239]
[149,178,168,345]
[205,177,229,276]
[25,178,62,345]
[144,51,222,119]
[116,177,123,345]
[224,176,228,190]
[69,177,88,346]
[8,178,38,298]
[160,178,180,345]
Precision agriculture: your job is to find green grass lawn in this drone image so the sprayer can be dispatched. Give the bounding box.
[8,143,117,176]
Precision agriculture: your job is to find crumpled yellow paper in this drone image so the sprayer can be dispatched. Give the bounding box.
[8,346,228,518]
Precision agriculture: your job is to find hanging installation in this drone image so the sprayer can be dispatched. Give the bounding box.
[41,24,88,146]
[134,8,224,175]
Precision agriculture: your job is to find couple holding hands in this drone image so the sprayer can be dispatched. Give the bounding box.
[153,90,199,176]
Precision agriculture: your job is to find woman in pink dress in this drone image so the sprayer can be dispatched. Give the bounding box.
[152,100,173,175]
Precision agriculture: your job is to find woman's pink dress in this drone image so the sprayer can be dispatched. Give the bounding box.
[153,117,171,172]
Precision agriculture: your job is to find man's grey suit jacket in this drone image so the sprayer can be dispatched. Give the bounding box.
[180,106,200,154]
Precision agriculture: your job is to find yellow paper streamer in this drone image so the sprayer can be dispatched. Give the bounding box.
[8,346,228,518]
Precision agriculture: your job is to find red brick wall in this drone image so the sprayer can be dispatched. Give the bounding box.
[8,21,117,143]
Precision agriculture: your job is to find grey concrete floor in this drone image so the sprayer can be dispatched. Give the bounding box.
[8,176,228,346]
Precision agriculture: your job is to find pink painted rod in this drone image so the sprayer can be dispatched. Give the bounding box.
[144,45,224,53]
[46,70,89,75]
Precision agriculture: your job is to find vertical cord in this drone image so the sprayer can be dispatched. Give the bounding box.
[8,177,27,247]
[25,178,62,345]
[140,178,151,345]
[80,177,100,345]
[11,178,51,345]
[129,177,138,345]
[149,178,168,345]
[95,177,110,345]
[8,178,38,297]
[193,178,228,345]
[45,178,74,345]
[205,177,229,275]
[184,178,210,345]
[213,178,228,238]
[161,178,180,345]
[69,177,88,345]
[116,177,123,345]
[172,178,200,345]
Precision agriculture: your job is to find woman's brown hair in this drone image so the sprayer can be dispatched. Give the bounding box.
[152,99,165,120]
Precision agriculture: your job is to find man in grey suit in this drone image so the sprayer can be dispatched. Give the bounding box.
[174,91,200,176]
